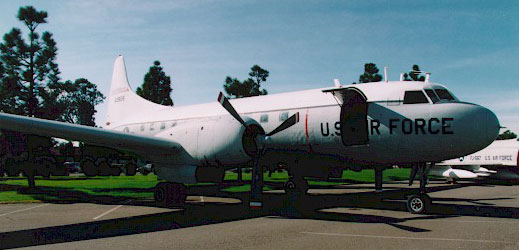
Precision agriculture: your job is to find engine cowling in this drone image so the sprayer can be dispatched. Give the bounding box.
[156,115,260,166]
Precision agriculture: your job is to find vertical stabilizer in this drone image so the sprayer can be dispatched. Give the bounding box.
[105,55,166,128]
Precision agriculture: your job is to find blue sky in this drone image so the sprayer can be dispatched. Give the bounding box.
[1,0,518,133]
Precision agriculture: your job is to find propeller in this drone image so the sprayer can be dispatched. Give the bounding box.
[218,92,300,207]
[218,92,300,152]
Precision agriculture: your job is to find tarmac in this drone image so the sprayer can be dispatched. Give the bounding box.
[1,180,519,249]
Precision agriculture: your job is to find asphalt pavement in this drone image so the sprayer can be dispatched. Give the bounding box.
[1,181,519,250]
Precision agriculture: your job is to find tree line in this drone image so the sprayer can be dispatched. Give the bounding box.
[0,6,174,187]
[0,6,105,125]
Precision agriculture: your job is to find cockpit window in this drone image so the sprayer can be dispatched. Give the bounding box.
[424,89,439,103]
[403,91,429,104]
[434,88,455,101]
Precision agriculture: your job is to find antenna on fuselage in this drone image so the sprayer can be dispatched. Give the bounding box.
[334,79,342,88]
[384,66,388,83]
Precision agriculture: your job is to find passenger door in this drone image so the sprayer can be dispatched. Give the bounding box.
[340,89,369,146]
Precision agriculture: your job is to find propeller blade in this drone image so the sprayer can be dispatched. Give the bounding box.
[218,92,247,127]
[266,112,300,136]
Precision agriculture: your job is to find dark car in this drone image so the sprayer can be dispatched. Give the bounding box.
[64,162,80,174]
[137,163,154,175]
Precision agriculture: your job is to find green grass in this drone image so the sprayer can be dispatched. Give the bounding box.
[0,168,411,202]
[0,175,160,203]
[220,168,411,192]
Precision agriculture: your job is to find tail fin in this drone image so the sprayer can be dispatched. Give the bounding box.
[105,55,166,128]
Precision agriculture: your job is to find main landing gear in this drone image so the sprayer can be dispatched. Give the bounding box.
[154,182,187,207]
[284,177,309,195]
[406,162,433,214]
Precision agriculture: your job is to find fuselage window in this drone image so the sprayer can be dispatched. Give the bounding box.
[434,88,455,101]
[160,123,166,130]
[424,89,439,103]
[260,114,269,123]
[279,112,289,122]
[149,123,155,131]
[140,124,145,132]
[403,91,429,104]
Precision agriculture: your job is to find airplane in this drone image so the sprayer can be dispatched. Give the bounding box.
[0,55,500,214]
[432,138,519,182]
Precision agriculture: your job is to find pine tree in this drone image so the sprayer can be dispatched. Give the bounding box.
[403,65,426,81]
[0,6,105,188]
[358,63,383,83]
[223,65,269,98]
[61,78,105,126]
[0,6,67,118]
[497,130,517,140]
[136,61,173,106]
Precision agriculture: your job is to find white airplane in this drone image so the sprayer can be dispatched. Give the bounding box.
[0,56,500,213]
[433,138,519,181]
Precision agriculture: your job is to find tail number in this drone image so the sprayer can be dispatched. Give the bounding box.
[114,95,125,103]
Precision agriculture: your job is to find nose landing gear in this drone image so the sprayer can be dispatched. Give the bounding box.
[406,162,433,214]
[406,193,431,214]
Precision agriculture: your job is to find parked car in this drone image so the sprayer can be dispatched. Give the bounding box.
[137,163,154,175]
[64,162,80,174]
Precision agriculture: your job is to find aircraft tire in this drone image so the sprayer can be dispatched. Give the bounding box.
[406,194,431,214]
[154,183,168,204]
[284,178,308,195]
[154,182,187,207]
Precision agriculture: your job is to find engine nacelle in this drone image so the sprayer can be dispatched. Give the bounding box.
[156,115,256,166]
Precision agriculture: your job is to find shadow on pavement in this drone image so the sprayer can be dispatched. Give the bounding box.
[1,181,519,248]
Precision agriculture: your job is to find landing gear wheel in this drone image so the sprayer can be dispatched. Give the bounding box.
[154,182,187,207]
[406,194,431,214]
[284,178,309,195]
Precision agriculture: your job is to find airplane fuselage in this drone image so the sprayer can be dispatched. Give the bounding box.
[106,82,499,181]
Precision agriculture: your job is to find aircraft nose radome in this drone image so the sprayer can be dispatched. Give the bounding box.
[472,105,500,148]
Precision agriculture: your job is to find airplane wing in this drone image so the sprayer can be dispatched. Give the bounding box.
[0,112,191,162]
[428,165,479,179]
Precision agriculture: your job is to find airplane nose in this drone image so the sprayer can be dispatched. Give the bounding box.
[480,106,500,142]
[439,103,500,159]
[468,104,500,150]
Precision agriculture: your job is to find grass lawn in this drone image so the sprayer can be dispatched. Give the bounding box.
[0,168,411,203]
[221,168,411,192]
[0,175,160,203]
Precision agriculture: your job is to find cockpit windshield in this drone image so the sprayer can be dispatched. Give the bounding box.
[403,91,429,104]
[424,89,439,103]
[434,88,456,101]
